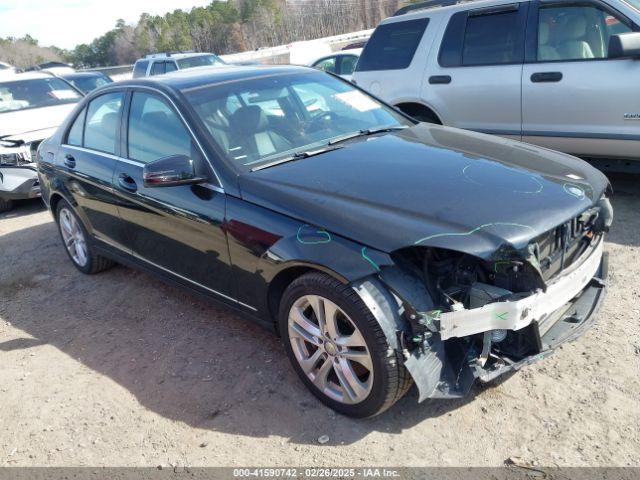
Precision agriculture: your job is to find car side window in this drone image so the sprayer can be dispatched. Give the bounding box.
[150,61,166,76]
[356,18,430,71]
[462,9,524,65]
[339,55,359,75]
[165,61,178,73]
[67,107,86,146]
[537,4,633,61]
[127,92,195,164]
[314,57,337,73]
[83,92,123,155]
[132,60,148,78]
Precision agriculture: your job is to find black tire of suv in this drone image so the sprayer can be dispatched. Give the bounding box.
[55,200,115,275]
[279,272,412,418]
[0,198,13,213]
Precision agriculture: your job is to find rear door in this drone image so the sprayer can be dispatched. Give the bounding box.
[426,3,528,137]
[112,89,234,301]
[57,91,129,249]
[522,0,640,158]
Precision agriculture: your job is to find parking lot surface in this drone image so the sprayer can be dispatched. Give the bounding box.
[0,174,639,467]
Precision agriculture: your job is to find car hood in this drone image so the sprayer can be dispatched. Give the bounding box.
[238,124,610,257]
[0,103,77,143]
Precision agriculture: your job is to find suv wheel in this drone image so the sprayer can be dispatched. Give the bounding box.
[0,198,13,213]
[279,272,412,417]
[55,200,114,274]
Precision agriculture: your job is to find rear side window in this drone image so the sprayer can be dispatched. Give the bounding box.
[84,92,123,155]
[127,92,193,164]
[439,5,526,67]
[67,108,86,146]
[150,62,166,76]
[356,18,429,71]
[132,60,148,78]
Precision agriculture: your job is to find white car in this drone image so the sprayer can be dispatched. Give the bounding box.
[309,49,362,81]
[353,0,640,169]
[0,72,82,212]
[132,52,226,78]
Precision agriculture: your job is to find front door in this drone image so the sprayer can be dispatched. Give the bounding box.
[113,90,233,302]
[57,91,129,250]
[522,1,640,158]
[426,3,528,137]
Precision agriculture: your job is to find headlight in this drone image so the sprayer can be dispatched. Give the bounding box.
[0,146,32,166]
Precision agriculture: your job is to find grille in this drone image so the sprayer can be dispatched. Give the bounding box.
[533,208,599,281]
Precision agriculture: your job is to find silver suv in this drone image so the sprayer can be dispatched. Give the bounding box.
[353,0,640,169]
[132,52,226,78]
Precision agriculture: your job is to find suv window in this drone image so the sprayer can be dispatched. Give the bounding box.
[132,60,148,78]
[67,107,86,146]
[127,92,193,164]
[537,4,633,61]
[463,9,524,65]
[356,18,429,71]
[84,92,123,154]
[150,61,166,76]
[165,61,178,73]
[439,7,525,67]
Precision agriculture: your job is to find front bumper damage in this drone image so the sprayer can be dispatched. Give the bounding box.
[355,235,608,403]
[0,165,40,200]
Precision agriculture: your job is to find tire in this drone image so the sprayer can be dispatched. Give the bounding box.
[55,199,114,274]
[0,198,13,213]
[279,272,412,418]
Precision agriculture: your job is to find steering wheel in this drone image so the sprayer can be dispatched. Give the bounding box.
[305,111,340,133]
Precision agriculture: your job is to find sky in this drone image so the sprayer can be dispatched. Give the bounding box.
[0,0,212,49]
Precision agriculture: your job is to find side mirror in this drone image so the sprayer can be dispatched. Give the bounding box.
[143,154,206,188]
[608,32,640,59]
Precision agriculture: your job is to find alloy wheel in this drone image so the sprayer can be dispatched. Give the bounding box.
[288,294,374,405]
[59,208,88,267]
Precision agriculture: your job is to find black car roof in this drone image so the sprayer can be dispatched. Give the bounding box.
[117,64,314,93]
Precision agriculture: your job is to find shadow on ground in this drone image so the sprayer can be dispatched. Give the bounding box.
[0,174,637,445]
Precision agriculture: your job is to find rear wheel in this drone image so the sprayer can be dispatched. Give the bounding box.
[279,272,412,417]
[55,200,114,274]
[0,198,13,213]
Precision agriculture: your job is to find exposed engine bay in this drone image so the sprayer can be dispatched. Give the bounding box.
[372,197,613,401]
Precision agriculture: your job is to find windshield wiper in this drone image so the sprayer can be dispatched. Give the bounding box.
[328,125,408,146]
[251,145,344,172]
[0,134,24,147]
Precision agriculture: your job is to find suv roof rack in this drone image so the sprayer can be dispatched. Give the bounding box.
[144,50,197,59]
[393,0,474,16]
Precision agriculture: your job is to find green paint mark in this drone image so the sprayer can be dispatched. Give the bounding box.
[361,247,381,272]
[563,183,585,199]
[462,164,544,194]
[415,222,536,245]
[493,261,512,273]
[496,311,509,321]
[296,224,331,245]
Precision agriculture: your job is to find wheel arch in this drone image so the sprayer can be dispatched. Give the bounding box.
[267,262,350,327]
[394,101,443,124]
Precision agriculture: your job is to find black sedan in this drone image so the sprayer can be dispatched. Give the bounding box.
[37,65,612,417]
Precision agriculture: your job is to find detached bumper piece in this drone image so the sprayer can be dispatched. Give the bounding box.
[0,166,40,200]
[407,246,608,402]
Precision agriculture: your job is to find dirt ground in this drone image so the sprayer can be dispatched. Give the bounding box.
[0,173,639,468]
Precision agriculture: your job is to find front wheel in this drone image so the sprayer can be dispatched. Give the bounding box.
[279,272,412,417]
[0,198,13,213]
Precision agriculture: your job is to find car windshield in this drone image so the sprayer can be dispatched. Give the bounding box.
[0,77,81,113]
[622,0,640,10]
[177,54,226,69]
[68,75,112,94]
[185,71,410,170]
